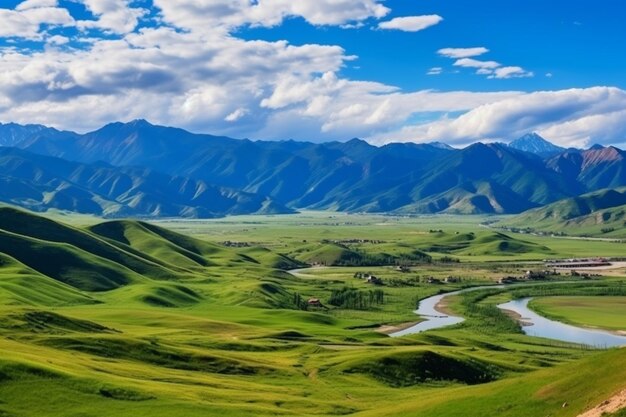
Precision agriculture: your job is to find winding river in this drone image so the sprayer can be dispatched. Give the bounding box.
[390,285,499,337]
[391,285,626,348]
[498,298,626,348]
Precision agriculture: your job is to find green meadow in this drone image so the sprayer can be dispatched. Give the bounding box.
[1,208,626,416]
[530,296,626,332]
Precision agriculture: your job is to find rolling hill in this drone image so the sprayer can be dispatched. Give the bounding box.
[500,187,626,236]
[0,206,302,307]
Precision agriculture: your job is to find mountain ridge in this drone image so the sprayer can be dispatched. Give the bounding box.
[2,120,626,216]
[0,146,293,218]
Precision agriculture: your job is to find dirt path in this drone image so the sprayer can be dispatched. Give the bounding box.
[577,389,626,417]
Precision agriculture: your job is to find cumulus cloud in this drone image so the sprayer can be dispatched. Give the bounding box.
[438,47,488,58]
[439,47,533,80]
[0,1,623,149]
[378,15,443,32]
[370,87,626,147]
[16,0,58,10]
[453,58,501,70]
[46,34,69,45]
[77,0,146,34]
[0,5,74,39]
[152,0,390,32]
[489,66,534,79]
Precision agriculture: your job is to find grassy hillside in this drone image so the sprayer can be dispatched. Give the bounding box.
[2,209,626,416]
[501,187,626,237]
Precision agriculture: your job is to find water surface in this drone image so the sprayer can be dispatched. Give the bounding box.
[498,298,626,348]
[391,285,501,337]
[392,286,626,348]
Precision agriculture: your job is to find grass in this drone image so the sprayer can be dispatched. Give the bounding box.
[2,208,626,416]
[530,296,626,332]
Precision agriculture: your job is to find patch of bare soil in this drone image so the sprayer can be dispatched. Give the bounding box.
[577,389,626,417]
[376,322,420,335]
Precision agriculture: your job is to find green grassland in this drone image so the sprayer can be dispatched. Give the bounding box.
[2,208,626,416]
[498,187,626,238]
[530,296,626,332]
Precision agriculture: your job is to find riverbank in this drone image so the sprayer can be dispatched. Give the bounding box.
[434,297,456,316]
[500,308,534,327]
[376,321,421,335]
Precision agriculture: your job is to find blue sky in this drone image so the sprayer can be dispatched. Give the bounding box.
[242,0,626,92]
[0,0,625,147]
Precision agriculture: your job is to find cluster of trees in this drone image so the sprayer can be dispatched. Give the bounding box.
[333,252,432,267]
[386,277,421,287]
[328,287,384,310]
[292,292,310,310]
[438,256,460,263]
[510,282,626,299]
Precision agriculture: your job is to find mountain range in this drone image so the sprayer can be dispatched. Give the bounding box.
[1,120,625,217]
[0,146,291,217]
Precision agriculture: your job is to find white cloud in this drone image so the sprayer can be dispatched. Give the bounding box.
[152,0,390,32]
[47,34,69,45]
[369,87,626,147]
[0,1,623,150]
[0,6,74,39]
[427,67,443,75]
[225,108,249,122]
[453,58,501,70]
[437,47,488,59]
[439,47,534,80]
[489,66,534,79]
[77,0,146,34]
[378,15,443,32]
[16,0,58,11]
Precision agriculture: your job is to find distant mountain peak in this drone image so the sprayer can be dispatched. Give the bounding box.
[589,144,605,150]
[344,137,370,146]
[508,132,565,157]
[127,118,154,127]
[0,122,62,147]
[427,141,455,150]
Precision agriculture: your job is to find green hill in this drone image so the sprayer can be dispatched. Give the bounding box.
[419,231,551,256]
[0,207,179,280]
[502,187,626,236]
[0,206,305,309]
[89,220,220,269]
[0,253,96,306]
[294,243,365,266]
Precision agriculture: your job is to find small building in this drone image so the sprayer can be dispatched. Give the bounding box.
[366,275,384,285]
[498,276,518,284]
[444,276,460,283]
[307,298,323,307]
[545,258,611,269]
[524,270,547,280]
